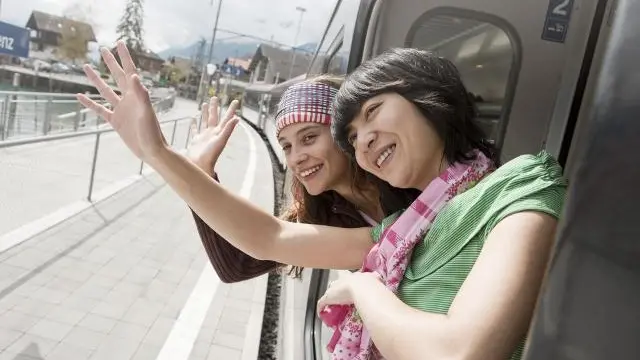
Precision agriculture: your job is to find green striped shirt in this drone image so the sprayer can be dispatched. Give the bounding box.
[371,151,567,360]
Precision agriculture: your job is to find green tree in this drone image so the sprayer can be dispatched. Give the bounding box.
[58,21,89,62]
[58,2,96,63]
[160,63,184,86]
[116,0,145,57]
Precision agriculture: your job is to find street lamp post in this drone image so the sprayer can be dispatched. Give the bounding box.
[196,0,224,107]
[287,6,306,80]
[206,63,217,93]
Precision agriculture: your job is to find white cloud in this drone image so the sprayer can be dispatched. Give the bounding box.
[1,0,337,52]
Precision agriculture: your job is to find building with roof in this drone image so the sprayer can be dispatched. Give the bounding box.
[103,46,165,77]
[226,57,251,72]
[25,10,96,61]
[167,56,192,75]
[132,48,165,74]
[247,44,313,84]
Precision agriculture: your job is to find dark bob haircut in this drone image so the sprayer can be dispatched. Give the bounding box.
[331,48,499,166]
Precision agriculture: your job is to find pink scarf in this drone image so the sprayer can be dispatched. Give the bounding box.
[318,151,494,360]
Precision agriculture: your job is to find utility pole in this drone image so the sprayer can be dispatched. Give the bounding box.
[195,39,206,68]
[196,0,223,106]
[287,6,306,80]
[184,41,198,95]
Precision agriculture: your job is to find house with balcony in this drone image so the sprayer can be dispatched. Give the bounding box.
[247,44,313,84]
[25,10,96,61]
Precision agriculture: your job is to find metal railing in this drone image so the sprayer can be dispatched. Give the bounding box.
[0,112,199,202]
[0,89,177,141]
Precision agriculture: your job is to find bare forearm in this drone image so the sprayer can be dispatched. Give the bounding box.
[346,213,560,360]
[147,148,372,269]
[350,277,457,360]
[148,147,282,259]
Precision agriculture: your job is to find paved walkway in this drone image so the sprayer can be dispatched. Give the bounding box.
[0,98,199,237]
[0,113,275,360]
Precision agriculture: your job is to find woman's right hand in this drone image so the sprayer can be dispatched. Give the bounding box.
[77,41,170,164]
[186,98,240,175]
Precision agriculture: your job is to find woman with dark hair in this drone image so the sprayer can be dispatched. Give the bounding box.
[187,75,418,282]
[78,43,565,360]
[315,48,566,360]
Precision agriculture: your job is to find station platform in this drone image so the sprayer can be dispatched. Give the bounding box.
[0,100,275,360]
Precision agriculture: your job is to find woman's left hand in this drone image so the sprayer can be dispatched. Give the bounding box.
[317,272,382,316]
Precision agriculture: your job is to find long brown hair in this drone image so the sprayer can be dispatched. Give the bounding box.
[279,75,420,278]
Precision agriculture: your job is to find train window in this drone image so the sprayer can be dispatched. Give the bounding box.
[327,51,347,75]
[308,0,362,76]
[407,10,518,144]
[325,26,346,74]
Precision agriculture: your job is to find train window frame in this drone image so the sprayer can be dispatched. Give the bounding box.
[307,2,378,359]
[404,6,523,153]
[307,0,343,76]
[323,25,345,73]
[307,23,349,360]
[307,0,347,76]
[308,0,372,78]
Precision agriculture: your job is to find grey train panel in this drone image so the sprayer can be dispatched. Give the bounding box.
[524,0,640,358]
[373,0,605,161]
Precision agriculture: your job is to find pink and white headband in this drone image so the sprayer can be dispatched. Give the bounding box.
[275,82,338,137]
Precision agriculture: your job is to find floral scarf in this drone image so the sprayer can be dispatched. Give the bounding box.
[318,150,495,360]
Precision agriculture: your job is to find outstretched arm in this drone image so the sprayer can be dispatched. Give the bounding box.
[148,148,370,269]
[77,41,372,270]
[186,99,280,282]
[192,173,280,282]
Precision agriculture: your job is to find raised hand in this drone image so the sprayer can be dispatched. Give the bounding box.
[76,40,168,163]
[186,97,240,175]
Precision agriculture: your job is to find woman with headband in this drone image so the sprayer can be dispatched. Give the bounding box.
[185,75,419,281]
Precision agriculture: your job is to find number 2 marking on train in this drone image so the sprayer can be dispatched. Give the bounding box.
[542,0,574,43]
[552,0,571,16]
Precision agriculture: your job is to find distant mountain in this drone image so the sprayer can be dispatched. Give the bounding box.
[158,40,259,63]
[158,40,318,64]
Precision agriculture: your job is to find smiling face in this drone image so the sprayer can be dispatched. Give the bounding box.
[347,93,445,190]
[332,49,497,191]
[279,123,351,196]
